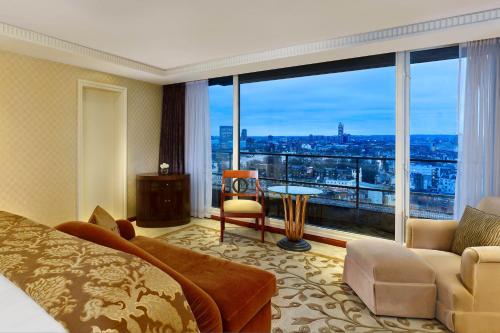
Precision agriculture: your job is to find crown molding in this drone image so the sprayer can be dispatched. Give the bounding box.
[0,21,165,76]
[164,8,500,77]
[0,8,499,82]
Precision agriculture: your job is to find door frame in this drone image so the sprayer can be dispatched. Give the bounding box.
[77,79,128,220]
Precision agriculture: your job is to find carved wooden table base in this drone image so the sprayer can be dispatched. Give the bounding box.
[277,193,312,251]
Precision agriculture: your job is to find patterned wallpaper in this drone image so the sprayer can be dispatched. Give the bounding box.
[0,50,162,226]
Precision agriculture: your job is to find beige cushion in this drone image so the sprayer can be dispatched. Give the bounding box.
[451,206,500,255]
[343,239,436,318]
[406,218,458,251]
[477,196,500,216]
[412,249,473,312]
[347,239,435,283]
[223,200,262,214]
[88,205,120,235]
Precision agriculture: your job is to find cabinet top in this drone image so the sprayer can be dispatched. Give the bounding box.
[136,173,189,181]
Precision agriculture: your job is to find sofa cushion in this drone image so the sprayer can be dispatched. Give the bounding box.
[451,206,500,255]
[131,235,276,333]
[223,200,262,214]
[88,205,120,235]
[477,196,500,216]
[346,239,435,283]
[411,248,473,313]
[344,239,436,318]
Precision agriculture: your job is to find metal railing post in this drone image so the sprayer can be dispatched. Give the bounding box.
[285,154,289,184]
[355,158,360,209]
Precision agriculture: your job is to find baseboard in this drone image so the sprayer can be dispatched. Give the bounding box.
[131,213,347,248]
[211,215,346,248]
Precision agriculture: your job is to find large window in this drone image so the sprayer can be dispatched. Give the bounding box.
[207,47,460,240]
[209,77,233,207]
[409,47,459,219]
[239,55,397,239]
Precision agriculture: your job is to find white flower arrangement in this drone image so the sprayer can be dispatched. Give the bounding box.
[160,163,170,174]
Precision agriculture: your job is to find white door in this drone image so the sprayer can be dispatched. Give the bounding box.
[78,81,127,220]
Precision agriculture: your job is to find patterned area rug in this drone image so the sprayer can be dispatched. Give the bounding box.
[157,225,448,333]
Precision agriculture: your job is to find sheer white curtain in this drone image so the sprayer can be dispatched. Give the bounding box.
[185,80,212,218]
[454,38,500,218]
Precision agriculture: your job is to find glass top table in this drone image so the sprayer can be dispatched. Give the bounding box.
[268,185,322,196]
[267,185,322,252]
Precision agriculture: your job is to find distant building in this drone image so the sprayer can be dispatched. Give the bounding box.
[219,126,233,151]
[431,168,439,189]
[438,176,456,194]
[337,122,350,144]
[240,129,248,150]
[413,173,425,191]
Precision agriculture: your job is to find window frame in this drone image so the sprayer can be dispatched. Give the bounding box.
[208,45,459,243]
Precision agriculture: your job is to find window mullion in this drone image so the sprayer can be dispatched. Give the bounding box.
[395,51,411,244]
[232,75,240,171]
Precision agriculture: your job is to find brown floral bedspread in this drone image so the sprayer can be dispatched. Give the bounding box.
[0,211,199,333]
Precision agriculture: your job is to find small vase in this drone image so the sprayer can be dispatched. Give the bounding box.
[160,168,169,175]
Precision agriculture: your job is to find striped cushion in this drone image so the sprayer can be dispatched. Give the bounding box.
[451,206,500,255]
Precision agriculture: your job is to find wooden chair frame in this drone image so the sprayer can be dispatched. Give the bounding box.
[220,170,266,242]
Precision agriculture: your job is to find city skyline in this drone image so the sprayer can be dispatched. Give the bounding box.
[211,126,458,139]
[211,122,458,222]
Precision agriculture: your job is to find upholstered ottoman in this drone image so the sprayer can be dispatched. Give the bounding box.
[343,239,436,318]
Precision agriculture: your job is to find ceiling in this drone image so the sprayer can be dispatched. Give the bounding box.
[0,0,499,83]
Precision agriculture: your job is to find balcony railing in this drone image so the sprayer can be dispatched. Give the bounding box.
[212,151,457,238]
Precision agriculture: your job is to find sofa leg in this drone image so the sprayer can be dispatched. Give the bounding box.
[220,217,225,242]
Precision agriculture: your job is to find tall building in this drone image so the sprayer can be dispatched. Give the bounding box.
[240,129,248,150]
[219,125,233,151]
[338,122,349,144]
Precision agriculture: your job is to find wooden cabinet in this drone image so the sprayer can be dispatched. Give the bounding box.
[136,173,190,227]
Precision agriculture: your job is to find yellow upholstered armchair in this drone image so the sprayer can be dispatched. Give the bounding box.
[220,170,266,243]
[405,196,500,333]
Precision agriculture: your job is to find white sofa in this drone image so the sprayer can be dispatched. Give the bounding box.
[406,196,500,333]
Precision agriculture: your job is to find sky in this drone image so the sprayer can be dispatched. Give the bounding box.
[209,59,459,136]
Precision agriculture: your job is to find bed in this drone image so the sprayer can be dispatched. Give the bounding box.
[0,211,199,333]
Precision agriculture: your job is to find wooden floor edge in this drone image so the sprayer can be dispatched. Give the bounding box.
[211,215,347,248]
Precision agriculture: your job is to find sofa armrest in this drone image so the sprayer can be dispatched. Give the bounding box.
[116,219,136,240]
[405,218,458,251]
[461,246,500,311]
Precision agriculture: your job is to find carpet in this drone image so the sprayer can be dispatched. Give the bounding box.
[157,224,448,333]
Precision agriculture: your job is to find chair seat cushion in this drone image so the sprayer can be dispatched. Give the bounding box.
[223,200,262,214]
[131,236,276,333]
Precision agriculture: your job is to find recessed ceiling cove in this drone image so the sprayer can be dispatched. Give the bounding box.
[0,0,499,83]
